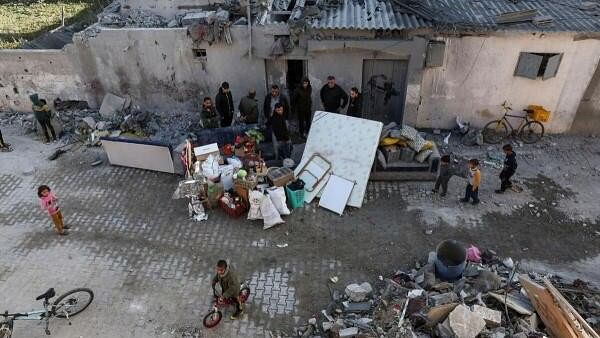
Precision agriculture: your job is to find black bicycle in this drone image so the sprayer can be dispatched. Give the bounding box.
[0,287,94,337]
[482,102,545,144]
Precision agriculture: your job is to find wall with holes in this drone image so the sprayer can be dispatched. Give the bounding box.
[0,49,91,112]
[417,32,600,133]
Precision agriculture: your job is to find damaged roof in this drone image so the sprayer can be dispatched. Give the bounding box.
[308,0,431,30]
[421,0,600,32]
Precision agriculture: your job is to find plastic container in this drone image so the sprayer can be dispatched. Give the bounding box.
[434,240,467,281]
[526,105,550,122]
[286,185,305,209]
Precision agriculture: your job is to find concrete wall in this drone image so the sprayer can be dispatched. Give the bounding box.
[306,37,428,125]
[72,26,265,111]
[118,0,223,18]
[570,61,600,134]
[0,49,92,112]
[417,32,600,133]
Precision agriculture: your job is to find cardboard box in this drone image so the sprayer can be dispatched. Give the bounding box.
[194,143,220,161]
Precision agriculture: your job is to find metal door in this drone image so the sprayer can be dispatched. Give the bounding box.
[361,59,408,124]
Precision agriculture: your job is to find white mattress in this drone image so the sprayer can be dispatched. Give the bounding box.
[295,111,382,208]
[102,138,175,174]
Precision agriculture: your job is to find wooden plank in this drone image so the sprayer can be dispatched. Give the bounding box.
[544,278,599,338]
[520,276,580,338]
[488,292,534,315]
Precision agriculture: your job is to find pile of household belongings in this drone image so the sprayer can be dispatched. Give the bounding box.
[296,239,600,338]
[377,123,437,169]
[173,129,304,229]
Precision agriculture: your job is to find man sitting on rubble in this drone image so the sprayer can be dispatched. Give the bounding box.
[200,97,220,129]
[211,260,243,320]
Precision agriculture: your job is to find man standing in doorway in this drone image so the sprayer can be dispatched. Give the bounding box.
[215,82,234,127]
[346,87,363,118]
[320,75,348,113]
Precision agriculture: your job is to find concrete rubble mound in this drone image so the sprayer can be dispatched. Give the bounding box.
[296,242,600,337]
[97,3,168,28]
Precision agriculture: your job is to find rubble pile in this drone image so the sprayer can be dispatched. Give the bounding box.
[98,3,168,28]
[297,242,600,337]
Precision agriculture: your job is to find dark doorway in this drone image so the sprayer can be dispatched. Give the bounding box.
[286,60,305,98]
[361,59,409,124]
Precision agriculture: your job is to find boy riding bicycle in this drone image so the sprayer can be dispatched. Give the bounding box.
[211,260,243,319]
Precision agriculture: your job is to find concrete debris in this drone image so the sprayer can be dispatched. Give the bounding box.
[182,11,215,26]
[345,282,372,302]
[98,7,168,28]
[99,93,128,119]
[297,242,600,337]
[472,304,502,327]
[447,304,486,338]
[82,116,97,129]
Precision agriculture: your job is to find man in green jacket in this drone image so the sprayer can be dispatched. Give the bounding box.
[211,260,243,319]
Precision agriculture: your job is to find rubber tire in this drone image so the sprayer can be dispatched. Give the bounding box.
[53,288,94,318]
[483,120,508,144]
[203,310,222,328]
[519,121,544,144]
[239,287,251,303]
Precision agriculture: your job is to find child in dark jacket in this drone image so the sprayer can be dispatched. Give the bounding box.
[432,155,452,197]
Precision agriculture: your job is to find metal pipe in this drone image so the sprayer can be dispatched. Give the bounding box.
[247,4,252,60]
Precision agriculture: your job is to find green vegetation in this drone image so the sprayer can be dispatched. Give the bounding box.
[0,0,111,49]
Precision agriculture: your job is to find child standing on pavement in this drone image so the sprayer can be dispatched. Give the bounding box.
[461,159,481,205]
[37,185,69,236]
[495,144,517,193]
[432,155,452,197]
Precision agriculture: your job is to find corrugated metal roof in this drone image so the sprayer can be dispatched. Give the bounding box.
[422,0,600,32]
[309,0,432,30]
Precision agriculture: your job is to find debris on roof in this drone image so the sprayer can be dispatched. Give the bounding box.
[495,9,538,24]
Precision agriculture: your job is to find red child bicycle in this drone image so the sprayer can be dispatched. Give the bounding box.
[202,283,251,328]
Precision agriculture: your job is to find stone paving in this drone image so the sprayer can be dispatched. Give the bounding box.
[0,127,600,337]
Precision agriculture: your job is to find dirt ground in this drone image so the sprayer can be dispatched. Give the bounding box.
[0,125,599,337]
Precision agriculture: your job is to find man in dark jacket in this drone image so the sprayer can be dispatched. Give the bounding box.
[211,260,243,319]
[346,87,362,118]
[271,103,292,160]
[292,77,312,137]
[200,97,220,129]
[496,144,517,193]
[263,84,290,125]
[238,89,258,124]
[0,128,10,152]
[215,82,234,127]
[320,75,348,113]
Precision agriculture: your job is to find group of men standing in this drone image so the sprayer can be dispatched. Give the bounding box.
[200,75,363,135]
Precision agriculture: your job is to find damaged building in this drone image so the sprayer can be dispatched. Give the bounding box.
[2,0,600,133]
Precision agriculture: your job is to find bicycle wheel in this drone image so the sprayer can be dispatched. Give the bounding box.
[520,121,544,144]
[239,287,251,303]
[53,288,94,318]
[483,120,508,144]
[202,310,222,328]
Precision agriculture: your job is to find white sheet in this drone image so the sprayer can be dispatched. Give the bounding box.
[102,138,175,173]
[295,111,382,208]
[319,175,355,215]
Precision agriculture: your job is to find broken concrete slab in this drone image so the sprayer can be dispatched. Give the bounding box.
[342,301,371,313]
[447,304,486,338]
[338,327,358,337]
[82,116,96,129]
[345,282,372,302]
[99,93,127,119]
[472,305,502,327]
[430,292,458,306]
[181,11,215,25]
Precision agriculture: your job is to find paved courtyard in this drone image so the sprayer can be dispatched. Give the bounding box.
[1,125,600,337]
